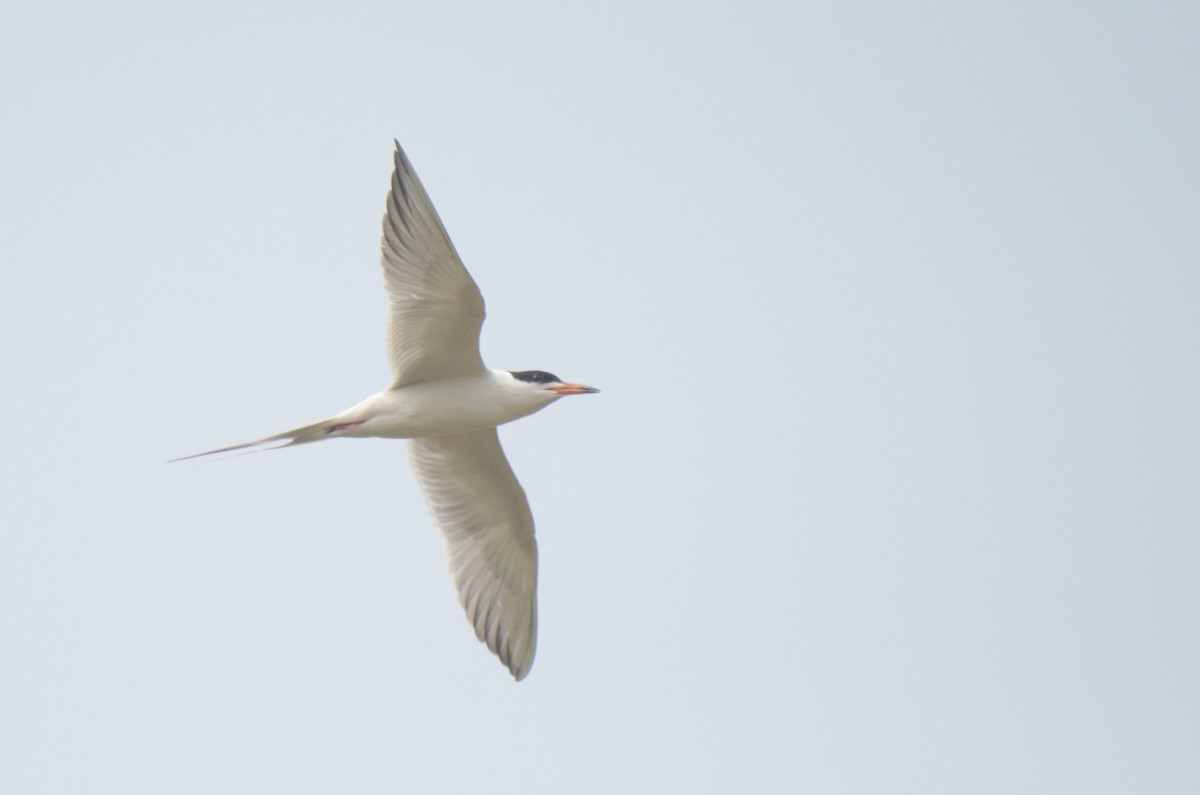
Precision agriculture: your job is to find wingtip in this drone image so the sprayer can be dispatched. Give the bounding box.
[503,625,537,682]
[511,658,535,686]
[392,139,409,165]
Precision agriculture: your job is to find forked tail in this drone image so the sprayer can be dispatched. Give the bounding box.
[167,420,333,463]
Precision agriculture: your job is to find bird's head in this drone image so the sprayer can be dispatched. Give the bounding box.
[508,370,600,399]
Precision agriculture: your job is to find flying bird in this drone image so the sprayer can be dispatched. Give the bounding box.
[174,141,598,681]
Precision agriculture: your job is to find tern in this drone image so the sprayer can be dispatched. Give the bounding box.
[175,141,598,681]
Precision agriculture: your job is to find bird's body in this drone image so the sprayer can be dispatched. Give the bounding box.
[175,142,597,681]
[283,371,568,444]
[352,372,550,437]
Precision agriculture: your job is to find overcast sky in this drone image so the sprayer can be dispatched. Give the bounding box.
[2,1,1198,792]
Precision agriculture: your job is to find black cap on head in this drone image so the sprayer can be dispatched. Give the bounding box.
[509,370,562,385]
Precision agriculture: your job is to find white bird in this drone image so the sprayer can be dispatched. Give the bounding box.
[175,141,598,681]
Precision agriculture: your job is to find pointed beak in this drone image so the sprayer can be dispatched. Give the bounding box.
[549,382,600,396]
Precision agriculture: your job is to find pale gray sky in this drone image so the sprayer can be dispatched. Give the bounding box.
[2,1,1197,792]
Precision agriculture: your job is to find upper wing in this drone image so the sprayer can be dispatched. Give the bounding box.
[382,141,487,387]
[408,429,539,680]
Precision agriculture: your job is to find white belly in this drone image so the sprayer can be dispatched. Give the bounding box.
[332,374,552,439]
